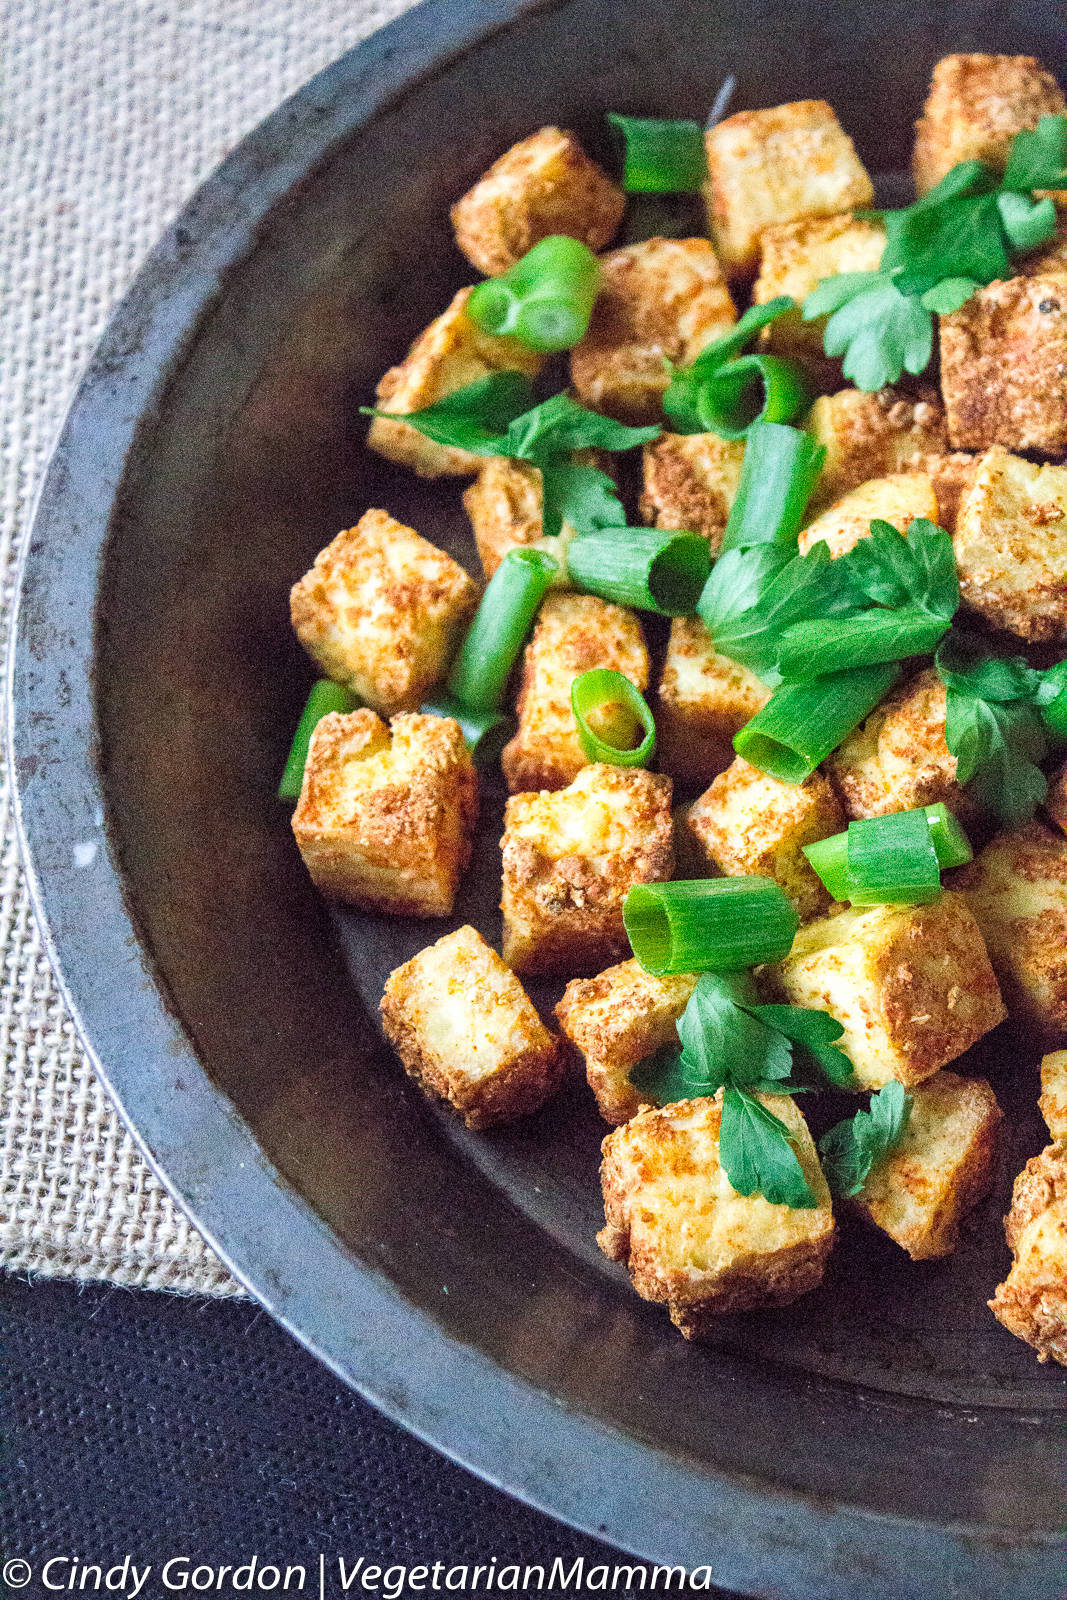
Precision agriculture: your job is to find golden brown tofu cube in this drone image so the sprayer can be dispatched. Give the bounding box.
[655,616,771,789]
[939,275,1067,456]
[827,668,973,824]
[913,54,1066,196]
[806,387,950,508]
[686,758,844,921]
[290,511,479,714]
[989,1141,1067,1367]
[704,101,874,277]
[292,710,477,916]
[798,473,939,560]
[1040,1050,1067,1140]
[555,959,698,1126]
[367,288,543,477]
[570,238,736,423]
[956,822,1067,1038]
[450,126,626,277]
[598,1093,835,1336]
[639,432,745,554]
[752,213,885,383]
[501,593,649,794]
[500,763,673,976]
[953,447,1067,645]
[1045,761,1067,839]
[850,1070,1003,1259]
[380,925,564,1129]
[918,453,979,535]
[765,893,1006,1091]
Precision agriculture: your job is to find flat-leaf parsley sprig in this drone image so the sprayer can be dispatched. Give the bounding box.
[818,1081,913,1198]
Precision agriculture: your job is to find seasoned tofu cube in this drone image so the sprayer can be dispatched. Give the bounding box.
[290,511,479,714]
[752,213,885,382]
[686,758,844,921]
[1040,1050,1067,1140]
[955,823,1067,1038]
[914,54,1066,196]
[367,288,543,477]
[598,1093,835,1335]
[806,387,950,507]
[570,238,736,423]
[704,101,874,277]
[380,925,564,1129]
[827,668,974,824]
[939,275,1067,456]
[655,617,771,788]
[797,473,939,559]
[501,593,649,794]
[292,710,477,916]
[765,893,1006,1090]
[850,1070,1003,1259]
[952,447,1067,645]
[989,1141,1067,1367]
[639,432,745,554]
[918,453,979,535]
[555,959,697,1126]
[500,763,673,976]
[450,126,625,277]
[1046,761,1067,838]
[463,451,610,579]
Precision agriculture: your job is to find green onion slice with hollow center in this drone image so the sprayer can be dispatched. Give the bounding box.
[446,547,558,714]
[278,680,359,802]
[467,236,601,353]
[571,668,656,767]
[606,113,707,193]
[623,878,800,975]
[719,420,825,553]
[566,527,710,616]
[695,354,812,441]
[802,802,973,904]
[734,663,901,785]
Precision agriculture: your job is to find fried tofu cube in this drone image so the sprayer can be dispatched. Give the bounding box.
[918,452,979,535]
[500,764,673,976]
[849,1070,1003,1259]
[501,593,649,793]
[290,511,479,714]
[797,473,939,559]
[379,925,564,1129]
[1040,1050,1067,1140]
[913,54,1067,196]
[450,126,625,277]
[806,387,950,507]
[686,758,844,921]
[704,101,874,278]
[292,710,477,915]
[555,960,698,1126]
[939,275,1067,455]
[989,1141,1067,1367]
[952,447,1067,645]
[655,617,771,788]
[639,432,745,554]
[598,1093,835,1335]
[956,823,1067,1038]
[765,893,1006,1090]
[367,288,543,477]
[1046,761,1067,839]
[827,667,973,824]
[570,238,736,423]
[752,213,885,381]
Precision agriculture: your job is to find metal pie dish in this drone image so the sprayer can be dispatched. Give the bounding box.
[10,2,1067,1594]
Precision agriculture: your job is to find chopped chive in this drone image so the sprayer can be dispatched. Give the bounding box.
[446,547,557,713]
[607,114,707,193]
[571,668,656,767]
[421,696,510,765]
[566,528,710,616]
[662,299,794,433]
[844,810,942,904]
[923,803,973,869]
[623,878,799,975]
[278,680,359,802]
[467,236,601,353]
[734,663,901,784]
[695,353,812,440]
[719,421,825,554]
[800,832,851,902]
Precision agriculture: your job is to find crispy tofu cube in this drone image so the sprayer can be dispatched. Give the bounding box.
[752,213,885,382]
[501,593,649,793]
[704,101,874,277]
[913,54,1066,196]
[655,617,771,788]
[450,126,625,277]
[367,288,543,477]
[765,893,1006,1090]
[850,1070,1003,1259]
[292,710,477,916]
[379,925,564,1128]
[598,1093,835,1335]
[570,238,736,423]
[500,763,673,976]
[806,387,950,507]
[686,758,844,921]
[827,668,973,824]
[952,447,1067,645]
[797,473,939,559]
[918,452,979,535]
[955,823,1067,1038]
[639,432,745,553]
[1040,1050,1067,1140]
[939,275,1067,455]
[989,1141,1067,1367]
[1046,761,1067,839]
[556,960,698,1126]
[290,511,479,714]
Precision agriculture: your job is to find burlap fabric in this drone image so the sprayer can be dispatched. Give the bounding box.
[0,0,421,1296]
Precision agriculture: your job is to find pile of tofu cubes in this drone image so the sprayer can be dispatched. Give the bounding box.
[287,54,1067,1360]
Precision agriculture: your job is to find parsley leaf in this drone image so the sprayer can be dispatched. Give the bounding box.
[503,392,660,459]
[813,275,934,392]
[721,1087,818,1208]
[362,370,535,453]
[663,297,794,433]
[818,1081,912,1198]
[935,630,1053,825]
[746,1004,855,1088]
[538,459,625,542]
[698,541,855,685]
[1002,113,1067,193]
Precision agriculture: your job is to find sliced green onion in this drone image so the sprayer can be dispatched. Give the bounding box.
[446,547,557,713]
[278,680,359,801]
[734,663,901,784]
[923,802,973,869]
[844,809,942,904]
[719,421,825,554]
[571,668,656,766]
[662,298,794,433]
[695,354,811,440]
[467,236,601,352]
[566,528,710,616]
[623,878,799,975]
[607,114,707,193]
[800,832,851,902]
[421,696,510,765]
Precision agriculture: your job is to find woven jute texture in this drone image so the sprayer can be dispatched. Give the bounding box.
[0,0,421,1297]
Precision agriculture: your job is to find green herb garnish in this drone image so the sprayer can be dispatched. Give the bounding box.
[803,803,973,904]
[623,878,799,975]
[663,300,800,436]
[607,113,708,193]
[446,547,558,713]
[818,1081,912,1198]
[570,668,656,767]
[467,236,601,352]
[278,680,359,802]
[566,527,710,616]
[733,662,902,784]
